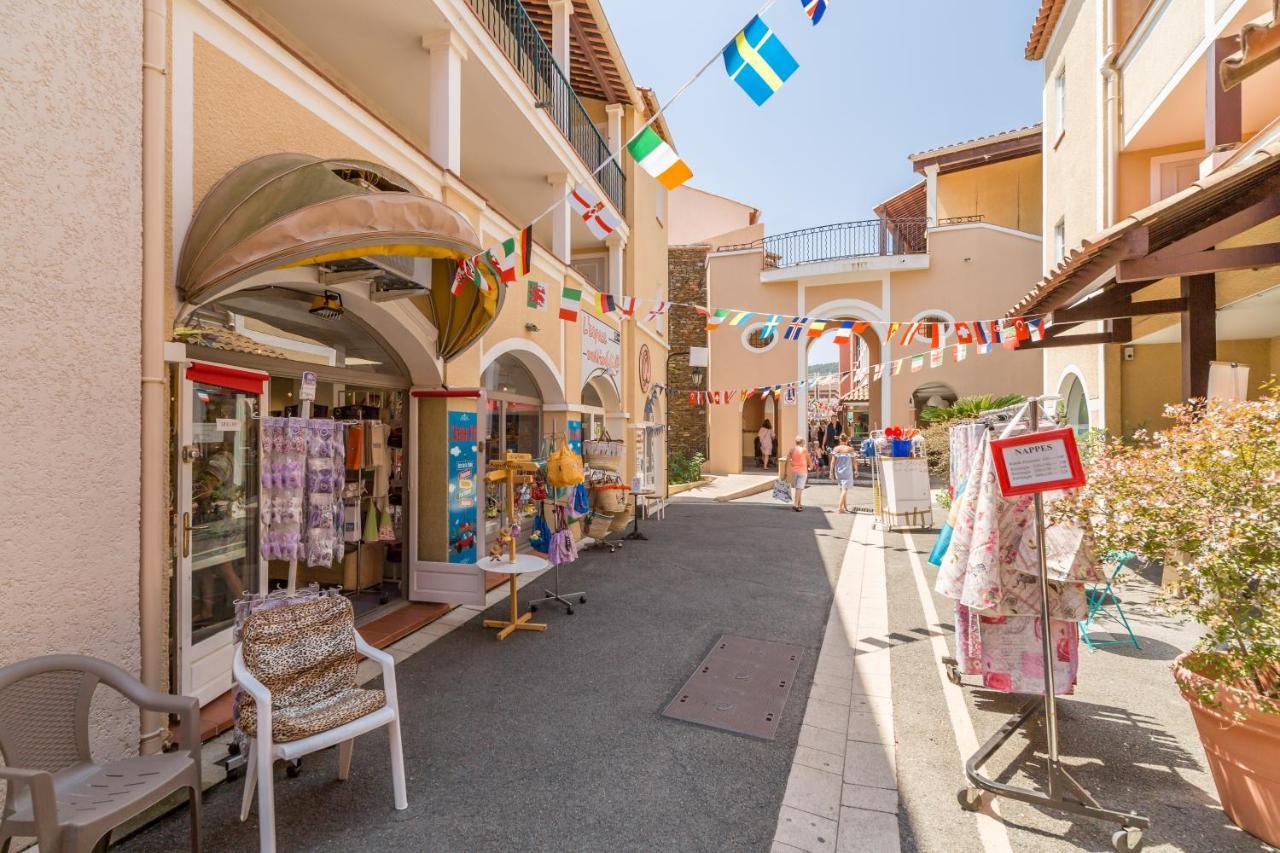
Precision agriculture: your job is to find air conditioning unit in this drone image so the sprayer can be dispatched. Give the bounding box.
[316,255,431,301]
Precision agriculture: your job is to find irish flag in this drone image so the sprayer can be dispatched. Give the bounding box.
[627,126,693,190]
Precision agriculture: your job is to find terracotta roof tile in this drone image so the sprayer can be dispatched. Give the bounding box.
[907,124,1042,162]
[1026,0,1066,60]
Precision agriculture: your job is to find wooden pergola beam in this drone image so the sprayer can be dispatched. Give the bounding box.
[1055,296,1187,323]
[568,9,620,104]
[1117,241,1280,282]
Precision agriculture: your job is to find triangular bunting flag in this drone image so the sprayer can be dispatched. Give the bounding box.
[705,308,730,331]
[929,349,944,368]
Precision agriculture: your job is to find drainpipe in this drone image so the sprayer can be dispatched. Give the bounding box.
[1102,0,1120,227]
[139,0,168,755]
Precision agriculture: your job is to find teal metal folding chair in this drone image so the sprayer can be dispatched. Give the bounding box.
[1080,550,1141,651]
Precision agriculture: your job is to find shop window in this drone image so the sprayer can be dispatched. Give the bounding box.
[1054,66,1066,141]
[483,355,545,540]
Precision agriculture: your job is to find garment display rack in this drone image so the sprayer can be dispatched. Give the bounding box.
[946,396,1150,853]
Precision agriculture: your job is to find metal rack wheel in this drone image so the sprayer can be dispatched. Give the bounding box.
[567,606,575,615]
[1111,827,1143,852]
[579,595,587,604]
[530,603,538,613]
[956,787,982,811]
[946,662,962,685]
[286,759,302,778]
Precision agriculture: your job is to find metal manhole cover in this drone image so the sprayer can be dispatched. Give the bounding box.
[661,635,804,740]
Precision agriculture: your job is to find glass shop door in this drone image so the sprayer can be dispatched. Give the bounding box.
[176,364,267,706]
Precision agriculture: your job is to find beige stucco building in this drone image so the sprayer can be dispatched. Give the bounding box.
[677,129,1046,476]
[2,0,672,759]
[1016,0,1280,432]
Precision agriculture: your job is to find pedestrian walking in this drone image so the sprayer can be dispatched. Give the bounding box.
[757,418,775,470]
[785,436,814,511]
[829,434,857,513]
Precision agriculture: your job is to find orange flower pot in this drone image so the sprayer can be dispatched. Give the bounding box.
[1174,652,1280,846]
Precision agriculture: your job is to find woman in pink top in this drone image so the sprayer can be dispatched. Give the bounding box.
[785,436,814,511]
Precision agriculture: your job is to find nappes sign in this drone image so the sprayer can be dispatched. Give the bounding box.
[581,312,622,391]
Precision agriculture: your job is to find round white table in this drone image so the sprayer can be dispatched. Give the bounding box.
[475,553,549,640]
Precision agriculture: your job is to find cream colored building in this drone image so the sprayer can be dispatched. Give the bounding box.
[1016,0,1280,432]
[2,0,672,758]
[679,128,1046,476]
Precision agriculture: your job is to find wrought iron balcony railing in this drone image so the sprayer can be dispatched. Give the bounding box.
[466,0,625,214]
[720,217,931,268]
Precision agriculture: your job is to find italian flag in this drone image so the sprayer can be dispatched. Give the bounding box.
[627,126,693,190]
[560,285,581,322]
[489,239,518,285]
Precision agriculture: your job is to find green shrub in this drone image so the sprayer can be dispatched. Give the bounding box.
[668,449,706,485]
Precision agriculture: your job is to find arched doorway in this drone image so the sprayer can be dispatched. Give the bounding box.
[741,391,781,470]
[911,382,959,424]
[804,322,880,446]
[581,372,623,442]
[1059,373,1090,434]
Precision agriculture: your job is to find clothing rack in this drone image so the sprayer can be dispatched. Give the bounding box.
[949,396,1149,852]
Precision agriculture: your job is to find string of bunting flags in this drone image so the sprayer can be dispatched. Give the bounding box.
[450,0,828,296]
[678,334,1035,407]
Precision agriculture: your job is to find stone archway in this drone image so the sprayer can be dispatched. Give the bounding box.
[801,299,889,436]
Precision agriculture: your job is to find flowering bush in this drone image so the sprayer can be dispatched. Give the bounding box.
[1061,386,1280,711]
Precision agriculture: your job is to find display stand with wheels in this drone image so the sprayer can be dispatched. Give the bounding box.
[868,433,932,531]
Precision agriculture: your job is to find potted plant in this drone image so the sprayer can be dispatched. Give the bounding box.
[1062,388,1280,844]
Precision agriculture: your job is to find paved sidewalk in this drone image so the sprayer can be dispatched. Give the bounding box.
[773,513,900,853]
[118,488,855,852]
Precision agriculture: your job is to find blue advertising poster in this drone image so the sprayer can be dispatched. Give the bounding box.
[567,418,583,456]
[447,410,478,564]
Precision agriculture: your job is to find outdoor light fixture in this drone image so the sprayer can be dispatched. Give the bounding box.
[309,290,344,319]
[525,322,540,332]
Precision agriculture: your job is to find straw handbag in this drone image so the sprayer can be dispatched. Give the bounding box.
[583,430,624,472]
[608,509,633,533]
[593,483,630,513]
[586,512,613,539]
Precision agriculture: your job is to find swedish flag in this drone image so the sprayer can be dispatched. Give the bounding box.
[723,16,799,106]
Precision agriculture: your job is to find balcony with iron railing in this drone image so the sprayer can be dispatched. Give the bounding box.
[718,216,985,268]
[465,0,625,214]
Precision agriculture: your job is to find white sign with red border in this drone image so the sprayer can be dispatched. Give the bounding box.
[989,427,1086,496]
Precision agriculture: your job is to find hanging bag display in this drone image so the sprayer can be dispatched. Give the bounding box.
[362,501,379,543]
[530,510,551,554]
[772,478,792,502]
[570,482,591,518]
[549,506,578,566]
[546,432,585,487]
[583,429,625,472]
[593,483,630,513]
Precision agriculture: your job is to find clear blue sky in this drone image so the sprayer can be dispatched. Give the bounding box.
[603,1,1044,235]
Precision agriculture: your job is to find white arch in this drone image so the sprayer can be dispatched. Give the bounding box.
[1056,364,1091,431]
[583,373,622,412]
[480,338,567,404]
[804,298,889,343]
[173,268,444,387]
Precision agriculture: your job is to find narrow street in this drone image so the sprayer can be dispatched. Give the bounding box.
[117,489,1265,852]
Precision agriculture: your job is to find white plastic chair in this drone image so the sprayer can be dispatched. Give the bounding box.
[233,633,407,852]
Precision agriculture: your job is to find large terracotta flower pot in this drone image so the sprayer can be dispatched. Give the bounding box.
[1174,652,1280,846]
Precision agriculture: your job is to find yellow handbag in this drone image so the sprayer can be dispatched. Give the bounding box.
[546,432,585,487]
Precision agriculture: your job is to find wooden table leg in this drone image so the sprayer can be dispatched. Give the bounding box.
[482,573,547,640]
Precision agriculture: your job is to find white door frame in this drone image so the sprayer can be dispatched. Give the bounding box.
[175,361,268,706]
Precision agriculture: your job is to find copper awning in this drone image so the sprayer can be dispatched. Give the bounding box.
[177,153,502,361]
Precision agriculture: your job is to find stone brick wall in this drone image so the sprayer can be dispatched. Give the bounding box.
[667,245,710,460]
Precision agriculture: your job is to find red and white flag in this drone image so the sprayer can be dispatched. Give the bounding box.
[646,300,669,323]
[569,183,620,240]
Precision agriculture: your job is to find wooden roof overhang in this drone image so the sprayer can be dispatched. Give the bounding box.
[522,0,635,105]
[909,125,1042,176]
[1006,142,1280,351]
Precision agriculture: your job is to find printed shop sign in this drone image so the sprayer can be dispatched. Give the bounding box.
[581,312,622,390]
[446,410,478,564]
[989,427,1085,496]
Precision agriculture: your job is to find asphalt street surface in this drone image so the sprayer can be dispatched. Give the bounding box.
[118,489,855,853]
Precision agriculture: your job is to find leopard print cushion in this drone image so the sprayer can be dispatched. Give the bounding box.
[238,595,386,742]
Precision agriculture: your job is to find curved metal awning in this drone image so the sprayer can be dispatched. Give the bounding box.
[177,153,502,361]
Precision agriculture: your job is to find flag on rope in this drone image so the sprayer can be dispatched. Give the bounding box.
[559,285,581,321]
[872,364,884,382]
[729,310,754,326]
[974,320,994,354]
[852,321,870,335]
[518,226,534,276]
[954,343,968,363]
[807,319,827,338]
[1001,321,1020,350]
[705,308,731,331]
[618,296,638,318]
[527,280,547,310]
[723,16,799,106]
[627,126,694,190]
[646,301,669,323]
[599,293,617,314]
[802,0,828,25]
[929,349,944,369]
[833,321,854,342]
[783,317,808,340]
[954,321,974,344]
[929,322,942,350]
[887,322,901,340]
[450,254,482,296]
[487,241,517,286]
[569,183,620,240]
[1013,316,1031,341]
[760,314,783,339]
[898,321,921,346]
[1028,317,1045,342]
[910,354,926,373]
[892,360,904,376]
[694,306,709,318]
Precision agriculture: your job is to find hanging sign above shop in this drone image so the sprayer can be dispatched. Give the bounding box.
[989,427,1085,496]
[582,312,622,392]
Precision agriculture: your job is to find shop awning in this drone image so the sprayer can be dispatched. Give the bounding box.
[177,153,503,361]
[1006,140,1280,328]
